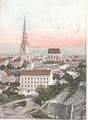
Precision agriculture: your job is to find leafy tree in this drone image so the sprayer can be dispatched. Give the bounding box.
[78,69,86,81]
[0,94,9,103]
[34,84,66,105]
[6,63,14,70]
[32,110,49,119]
[0,65,6,70]
[64,73,73,86]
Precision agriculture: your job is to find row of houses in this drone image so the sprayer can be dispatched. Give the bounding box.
[0,69,54,95]
[0,68,81,95]
[0,49,85,95]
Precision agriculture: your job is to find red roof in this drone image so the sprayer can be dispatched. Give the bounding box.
[0,84,6,90]
[5,71,13,76]
[48,48,61,54]
[46,61,65,66]
[21,70,51,76]
[13,57,21,62]
[0,58,5,62]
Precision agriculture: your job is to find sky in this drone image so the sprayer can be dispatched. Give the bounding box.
[0,0,86,48]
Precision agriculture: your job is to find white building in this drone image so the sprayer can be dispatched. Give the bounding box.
[46,61,69,70]
[47,48,62,61]
[20,69,53,95]
[67,71,79,79]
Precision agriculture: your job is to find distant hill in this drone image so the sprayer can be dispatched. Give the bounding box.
[0,43,85,56]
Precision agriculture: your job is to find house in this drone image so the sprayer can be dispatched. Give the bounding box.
[0,58,5,66]
[46,48,62,61]
[0,70,16,85]
[11,57,24,68]
[67,71,79,79]
[45,61,69,70]
[30,61,46,70]
[0,57,12,67]
[12,71,21,82]
[20,69,53,95]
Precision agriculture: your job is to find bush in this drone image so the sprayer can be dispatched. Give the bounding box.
[32,110,49,119]
[1,87,26,103]
[3,87,18,96]
[34,84,66,105]
[0,94,9,103]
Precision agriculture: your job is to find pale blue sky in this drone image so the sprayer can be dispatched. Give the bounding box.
[0,0,86,47]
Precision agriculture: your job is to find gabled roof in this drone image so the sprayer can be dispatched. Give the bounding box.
[48,48,61,54]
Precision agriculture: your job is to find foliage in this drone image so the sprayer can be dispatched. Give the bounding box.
[64,86,78,102]
[63,67,86,102]
[6,63,14,70]
[0,65,6,70]
[0,94,9,103]
[32,110,49,119]
[78,69,86,81]
[0,64,14,70]
[3,87,18,96]
[0,87,25,103]
[34,84,66,105]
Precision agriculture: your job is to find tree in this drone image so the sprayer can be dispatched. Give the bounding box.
[0,65,6,70]
[79,69,86,81]
[32,110,49,119]
[34,84,66,105]
[6,63,14,70]
[35,85,47,105]
[64,73,73,86]
[1,94,9,103]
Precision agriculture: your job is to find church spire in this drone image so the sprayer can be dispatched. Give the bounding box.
[20,17,30,61]
[22,17,28,40]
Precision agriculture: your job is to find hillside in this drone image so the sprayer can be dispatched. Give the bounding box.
[47,85,86,119]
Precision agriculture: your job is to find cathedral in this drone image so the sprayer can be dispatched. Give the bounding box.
[20,17,30,62]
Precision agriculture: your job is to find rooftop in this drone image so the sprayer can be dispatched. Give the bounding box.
[0,58,5,62]
[12,57,21,62]
[21,69,51,76]
[46,61,65,66]
[5,71,14,76]
[48,48,61,54]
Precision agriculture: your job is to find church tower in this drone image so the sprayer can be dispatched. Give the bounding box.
[20,17,30,61]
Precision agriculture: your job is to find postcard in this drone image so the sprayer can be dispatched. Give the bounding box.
[0,0,86,119]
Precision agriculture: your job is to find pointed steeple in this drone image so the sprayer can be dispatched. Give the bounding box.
[20,17,30,61]
[22,17,28,39]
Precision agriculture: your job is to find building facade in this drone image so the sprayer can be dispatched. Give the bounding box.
[47,48,62,61]
[20,70,53,95]
[0,70,15,84]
